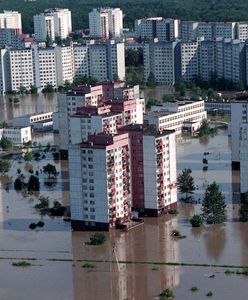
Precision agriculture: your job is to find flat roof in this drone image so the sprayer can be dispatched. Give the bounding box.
[119,123,175,137]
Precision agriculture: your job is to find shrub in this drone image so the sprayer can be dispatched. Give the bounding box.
[168,209,178,215]
[159,288,174,298]
[12,261,31,267]
[190,286,198,292]
[82,263,95,268]
[206,292,213,297]
[87,233,106,245]
[190,215,204,227]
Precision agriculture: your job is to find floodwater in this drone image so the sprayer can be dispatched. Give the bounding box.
[0,93,58,122]
[0,95,248,299]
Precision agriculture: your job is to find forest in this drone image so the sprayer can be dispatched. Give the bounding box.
[2,0,248,33]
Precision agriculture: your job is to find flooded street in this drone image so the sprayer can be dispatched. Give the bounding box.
[0,95,248,299]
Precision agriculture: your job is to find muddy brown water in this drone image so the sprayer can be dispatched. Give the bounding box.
[0,96,248,299]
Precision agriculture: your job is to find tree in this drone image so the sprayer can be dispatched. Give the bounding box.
[19,85,27,94]
[202,181,226,224]
[0,137,12,150]
[14,177,24,190]
[177,168,195,199]
[42,83,54,93]
[43,163,57,178]
[0,160,11,174]
[163,95,175,102]
[239,192,248,222]
[146,98,159,109]
[146,72,156,88]
[198,119,217,137]
[88,233,106,245]
[27,175,40,191]
[24,151,32,161]
[30,85,38,94]
[190,214,203,227]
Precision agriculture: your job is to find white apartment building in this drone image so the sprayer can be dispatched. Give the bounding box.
[74,45,89,78]
[230,101,248,169]
[145,100,207,135]
[181,21,235,40]
[239,123,248,193]
[33,14,55,42]
[0,126,31,145]
[236,22,248,42]
[180,40,199,82]
[143,129,177,215]
[89,40,125,81]
[37,47,57,89]
[143,41,179,85]
[199,40,215,82]
[89,8,123,39]
[34,8,72,42]
[69,105,122,144]
[135,17,179,41]
[13,112,53,127]
[69,132,132,231]
[0,11,22,33]
[8,48,35,92]
[58,85,105,155]
[55,45,74,86]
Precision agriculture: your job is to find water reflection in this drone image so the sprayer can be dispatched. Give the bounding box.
[0,93,58,122]
[203,224,226,262]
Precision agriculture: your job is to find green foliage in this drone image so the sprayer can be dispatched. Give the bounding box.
[12,260,31,267]
[0,121,8,128]
[146,72,156,88]
[42,83,54,93]
[0,137,12,150]
[239,192,248,222]
[202,181,226,224]
[177,168,195,199]
[87,233,106,245]
[24,151,33,161]
[82,263,95,268]
[146,98,159,109]
[0,160,11,174]
[28,175,40,191]
[35,196,49,210]
[43,163,57,178]
[190,286,198,292]
[30,85,38,94]
[159,288,174,298]
[168,209,178,215]
[19,85,27,94]
[125,48,143,67]
[163,95,175,102]
[198,119,218,137]
[190,215,203,227]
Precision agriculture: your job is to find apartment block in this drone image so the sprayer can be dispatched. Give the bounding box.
[0,126,31,145]
[69,132,132,231]
[89,39,125,81]
[145,100,207,135]
[34,8,71,42]
[55,44,74,86]
[69,105,122,144]
[0,29,24,48]
[74,45,90,78]
[89,8,123,39]
[0,11,22,33]
[135,17,179,41]
[143,41,180,85]
[180,40,199,82]
[119,124,177,216]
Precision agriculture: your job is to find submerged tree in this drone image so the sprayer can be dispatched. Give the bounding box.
[202,181,226,224]
[239,192,248,222]
[177,168,195,200]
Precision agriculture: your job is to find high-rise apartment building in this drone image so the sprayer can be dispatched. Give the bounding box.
[135,17,179,41]
[89,39,125,81]
[69,132,132,231]
[0,11,22,34]
[89,8,123,39]
[143,41,180,85]
[34,8,72,41]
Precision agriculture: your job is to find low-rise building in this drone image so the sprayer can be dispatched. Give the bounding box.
[145,100,207,135]
[12,112,53,127]
[0,126,31,145]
